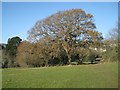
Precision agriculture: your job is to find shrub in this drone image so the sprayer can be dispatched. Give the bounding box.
[102,46,118,62]
[84,50,98,64]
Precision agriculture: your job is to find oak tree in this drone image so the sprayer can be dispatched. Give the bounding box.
[27,9,103,64]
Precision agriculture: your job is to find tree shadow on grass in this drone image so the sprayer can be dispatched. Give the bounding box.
[80,62,98,65]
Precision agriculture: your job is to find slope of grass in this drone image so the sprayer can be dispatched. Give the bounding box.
[2,63,118,88]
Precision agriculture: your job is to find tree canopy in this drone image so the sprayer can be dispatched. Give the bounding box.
[27,9,103,64]
[28,9,103,43]
[2,9,106,68]
[2,36,22,68]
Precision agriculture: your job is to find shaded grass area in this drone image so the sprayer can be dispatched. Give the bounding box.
[2,63,118,88]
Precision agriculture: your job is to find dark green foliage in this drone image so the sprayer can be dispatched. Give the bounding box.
[6,36,22,55]
[2,50,8,68]
[2,36,22,68]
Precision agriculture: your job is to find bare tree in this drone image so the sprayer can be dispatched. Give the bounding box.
[27,9,103,64]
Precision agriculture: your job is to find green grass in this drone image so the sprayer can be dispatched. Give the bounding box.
[0,69,2,89]
[2,63,118,88]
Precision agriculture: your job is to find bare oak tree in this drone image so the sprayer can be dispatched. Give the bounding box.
[27,9,103,64]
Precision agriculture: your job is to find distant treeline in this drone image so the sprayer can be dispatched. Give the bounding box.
[1,9,118,68]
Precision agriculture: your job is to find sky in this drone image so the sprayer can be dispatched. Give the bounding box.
[2,2,118,43]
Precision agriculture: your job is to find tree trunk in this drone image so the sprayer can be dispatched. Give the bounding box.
[62,43,71,64]
[67,53,71,64]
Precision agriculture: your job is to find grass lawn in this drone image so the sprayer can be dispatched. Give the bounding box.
[0,69,2,89]
[2,63,118,88]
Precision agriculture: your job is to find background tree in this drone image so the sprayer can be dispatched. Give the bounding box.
[102,20,119,62]
[16,41,31,67]
[5,36,22,67]
[1,44,8,68]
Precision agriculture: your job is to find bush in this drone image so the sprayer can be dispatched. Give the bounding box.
[84,50,98,64]
[102,46,118,62]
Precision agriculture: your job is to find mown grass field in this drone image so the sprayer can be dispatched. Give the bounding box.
[2,63,118,88]
[0,69,2,89]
